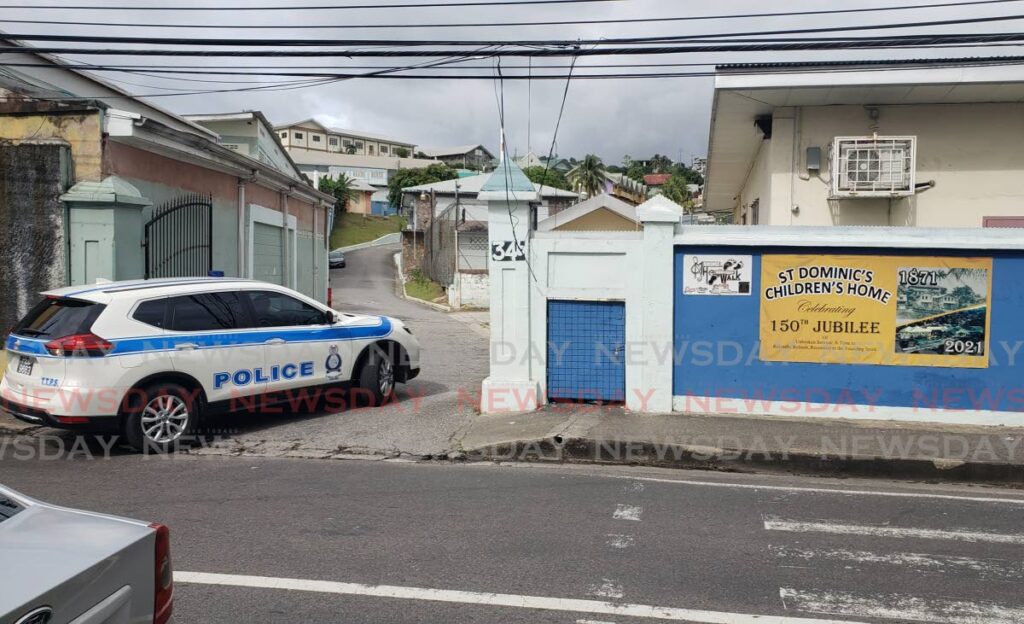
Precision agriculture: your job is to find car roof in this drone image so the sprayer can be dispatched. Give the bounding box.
[43,277,289,303]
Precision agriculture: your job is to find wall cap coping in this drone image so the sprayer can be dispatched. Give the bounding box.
[674,224,1024,251]
[637,195,684,223]
[59,175,152,207]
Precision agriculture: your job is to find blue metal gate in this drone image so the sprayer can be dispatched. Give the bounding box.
[547,300,626,403]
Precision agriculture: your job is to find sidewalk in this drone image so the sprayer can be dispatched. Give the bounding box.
[453,405,1024,484]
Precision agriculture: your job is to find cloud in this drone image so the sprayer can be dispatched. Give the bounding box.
[1,0,1017,166]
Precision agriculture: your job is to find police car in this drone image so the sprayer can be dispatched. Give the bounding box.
[1,278,421,451]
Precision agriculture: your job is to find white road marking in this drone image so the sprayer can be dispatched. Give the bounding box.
[780,588,1024,624]
[764,517,1024,545]
[612,504,643,521]
[770,545,1023,580]
[601,474,1024,506]
[606,534,635,549]
[175,571,868,624]
[588,579,624,599]
[625,481,646,493]
[576,620,617,624]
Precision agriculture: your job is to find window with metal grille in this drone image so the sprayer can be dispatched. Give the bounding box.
[831,136,916,197]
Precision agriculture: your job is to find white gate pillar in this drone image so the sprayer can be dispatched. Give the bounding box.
[632,196,681,412]
[479,160,541,413]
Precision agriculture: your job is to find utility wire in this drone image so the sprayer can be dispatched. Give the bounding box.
[3,0,1022,30]
[10,13,1024,47]
[0,0,621,10]
[9,33,1024,56]
[8,56,1024,98]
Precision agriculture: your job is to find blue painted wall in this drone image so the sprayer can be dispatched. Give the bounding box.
[673,246,1024,412]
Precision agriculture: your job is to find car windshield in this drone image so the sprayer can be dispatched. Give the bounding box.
[11,298,105,339]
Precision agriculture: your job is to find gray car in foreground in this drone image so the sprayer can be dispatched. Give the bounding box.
[0,484,172,624]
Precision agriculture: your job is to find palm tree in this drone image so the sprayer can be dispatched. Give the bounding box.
[319,173,355,213]
[568,154,607,198]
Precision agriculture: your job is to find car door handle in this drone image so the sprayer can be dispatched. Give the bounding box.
[264,338,287,345]
[175,343,199,351]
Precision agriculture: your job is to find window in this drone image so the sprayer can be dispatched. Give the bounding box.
[245,291,326,327]
[133,299,168,328]
[354,141,363,149]
[312,135,322,143]
[294,132,304,140]
[167,292,251,332]
[280,132,287,139]
[13,298,105,339]
[368,145,375,155]
[329,137,339,146]
[380,145,389,155]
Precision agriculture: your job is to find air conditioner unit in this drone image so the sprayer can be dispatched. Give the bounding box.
[830,136,916,198]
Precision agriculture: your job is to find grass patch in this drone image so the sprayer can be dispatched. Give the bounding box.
[330,212,407,249]
[405,269,445,303]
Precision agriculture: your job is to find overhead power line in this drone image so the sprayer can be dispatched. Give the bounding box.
[6,57,1024,96]
[2,0,1021,30]
[0,0,620,9]
[6,56,1024,100]
[8,13,1024,47]
[8,33,1024,57]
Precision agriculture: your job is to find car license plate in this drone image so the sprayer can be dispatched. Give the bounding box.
[17,356,33,376]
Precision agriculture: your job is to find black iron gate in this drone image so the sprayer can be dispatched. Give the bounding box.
[144,193,213,279]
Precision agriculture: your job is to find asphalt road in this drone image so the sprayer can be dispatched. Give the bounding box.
[3,451,1024,624]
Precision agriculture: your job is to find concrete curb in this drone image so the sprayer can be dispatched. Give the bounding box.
[333,232,401,254]
[462,437,1024,485]
[393,251,452,313]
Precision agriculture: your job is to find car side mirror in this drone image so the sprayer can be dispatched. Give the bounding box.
[325,310,339,325]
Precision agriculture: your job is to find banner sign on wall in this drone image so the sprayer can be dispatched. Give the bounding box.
[760,255,992,368]
[683,254,753,296]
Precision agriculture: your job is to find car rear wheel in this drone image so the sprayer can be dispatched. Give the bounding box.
[123,383,197,452]
[358,349,395,406]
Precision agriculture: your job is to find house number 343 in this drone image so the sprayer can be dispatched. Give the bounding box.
[491,241,526,262]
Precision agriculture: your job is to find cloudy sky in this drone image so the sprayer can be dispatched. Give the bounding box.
[2,0,1020,165]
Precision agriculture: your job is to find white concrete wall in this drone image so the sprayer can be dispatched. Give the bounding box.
[751,102,1024,227]
[448,271,489,309]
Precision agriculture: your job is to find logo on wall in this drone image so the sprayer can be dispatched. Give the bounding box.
[325,344,343,376]
[683,254,752,295]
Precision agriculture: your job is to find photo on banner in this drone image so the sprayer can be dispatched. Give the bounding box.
[759,255,992,368]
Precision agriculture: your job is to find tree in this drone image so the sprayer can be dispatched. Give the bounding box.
[567,154,607,198]
[394,147,410,158]
[414,151,429,159]
[345,143,358,155]
[671,162,704,186]
[660,175,692,210]
[523,166,570,192]
[649,153,673,174]
[387,163,458,210]
[319,173,355,213]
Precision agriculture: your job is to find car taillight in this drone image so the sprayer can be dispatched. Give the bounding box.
[44,333,113,357]
[149,522,173,624]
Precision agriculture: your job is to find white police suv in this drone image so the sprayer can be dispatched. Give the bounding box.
[1,277,421,451]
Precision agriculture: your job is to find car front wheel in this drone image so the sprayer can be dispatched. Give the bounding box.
[358,349,395,406]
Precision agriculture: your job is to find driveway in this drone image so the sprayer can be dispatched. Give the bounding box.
[199,244,489,458]
[0,244,490,458]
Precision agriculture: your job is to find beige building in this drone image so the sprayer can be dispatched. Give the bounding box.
[705,59,1024,228]
[276,118,416,158]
